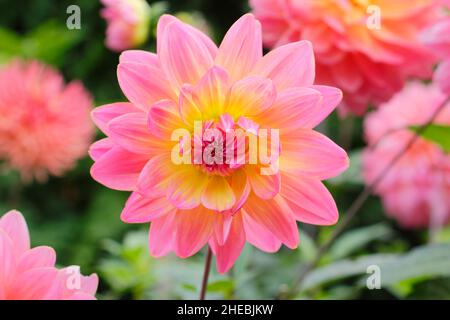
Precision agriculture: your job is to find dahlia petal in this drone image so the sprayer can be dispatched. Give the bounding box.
[281,173,339,225]
[157,15,218,59]
[191,66,231,118]
[0,229,15,285]
[174,207,215,258]
[119,50,155,65]
[226,76,276,117]
[228,169,251,213]
[210,214,246,273]
[118,53,174,110]
[216,14,263,81]
[18,246,56,272]
[201,176,236,212]
[246,166,281,199]
[310,85,343,116]
[108,112,156,154]
[159,20,215,89]
[252,40,315,90]
[148,99,185,139]
[256,87,323,133]
[149,211,177,257]
[91,102,141,135]
[243,194,298,249]
[121,191,174,223]
[11,267,61,300]
[137,154,173,197]
[0,210,30,254]
[179,85,203,127]
[90,146,148,191]
[213,213,233,246]
[242,210,282,253]
[88,138,114,161]
[281,129,349,180]
[166,166,209,210]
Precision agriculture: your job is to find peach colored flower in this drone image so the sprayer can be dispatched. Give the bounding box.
[90,14,349,273]
[0,210,98,300]
[422,16,450,95]
[0,60,94,182]
[363,82,450,229]
[101,0,151,52]
[250,0,440,115]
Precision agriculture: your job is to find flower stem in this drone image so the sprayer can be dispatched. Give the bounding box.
[199,247,213,300]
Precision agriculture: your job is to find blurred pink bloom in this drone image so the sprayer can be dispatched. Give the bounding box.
[363,82,450,229]
[250,0,440,115]
[0,60,94,182]
[101,0,151,52]
[0,210,98,300]
[422,17,450,95]
[90,14,349,273]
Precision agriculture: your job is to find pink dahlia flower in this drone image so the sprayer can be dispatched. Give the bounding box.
[0,60,94,182]
[422,16,450,95]
[250,0,440,115]
[0,210,98,300]
[90,14,349,273]
[101,0,151,52]
[363,82,450,229]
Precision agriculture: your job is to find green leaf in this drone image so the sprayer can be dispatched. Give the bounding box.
[329,223,393,260]
[410,124,450,153]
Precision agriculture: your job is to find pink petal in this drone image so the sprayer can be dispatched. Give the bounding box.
[281,173,339,225]
[210,214,246,274]
[89,138,114,161]
[119,50,155,65]
[0,229,16,287]
[158,20,215,89]
[18,246,56,272]
[108,112,156,154]
[11,267,61,300]
[136,154,173,197]
[213,213,233,246]
[0,210,30,254]
[147,99,185,139]
[243,194,299,249]
[174,207,215,258]
[121,191,174,223]
[252,40,315,90]
[118,52,174,110]
[226,76,277,117]
[149,211,177,257]
[245,166,281,199]
[91,102,141,135]
[90,146,148,191]
[228,169,251,213]
[242,210,282,253]
[281,129,349,180]
[216,14,262,81]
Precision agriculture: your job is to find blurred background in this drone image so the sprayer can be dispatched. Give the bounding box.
[0,0,449,300]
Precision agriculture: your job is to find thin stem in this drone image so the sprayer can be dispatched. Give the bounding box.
[279,97,450,300]
[199,247,213,300]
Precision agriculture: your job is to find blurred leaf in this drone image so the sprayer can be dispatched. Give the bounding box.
[329,223,393,260]
[328,150,363,186]
[410,124,450,153]
[298,230,318,262]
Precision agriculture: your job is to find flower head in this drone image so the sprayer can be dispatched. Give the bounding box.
[250,0,440,115]
[363,82,450,228]
[90,14,348,273]
[0,210,98,300]
[101,0,151,52]
[0,60,94,181]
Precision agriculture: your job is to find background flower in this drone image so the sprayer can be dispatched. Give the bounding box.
[250,0,440,115]
[101,0,151,52]
[0,60,94,182]
[90,14,348,273]
[363,82,450,229]
[0,210,98,300]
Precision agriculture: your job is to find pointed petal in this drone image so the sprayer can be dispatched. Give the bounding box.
[136,154,173,197]
[121,192,175,223]
[252,40,315,90]
[91,102,141,135]
[18,246,56,271]
[149,211,177,257]
[148,99,185,140]
[216,14,262,81]
[245,166,280,199]
[242,212,282,253]
[89,138,114,161]
[0,210,30,254]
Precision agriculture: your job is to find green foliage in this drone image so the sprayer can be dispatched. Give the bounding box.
[410,124,450,153]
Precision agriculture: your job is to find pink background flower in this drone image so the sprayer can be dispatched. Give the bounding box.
[0,60,94,181]
[250,0,440,115]
[0,210,98,300]
[90,14,349,273]
[363,82,450,229]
